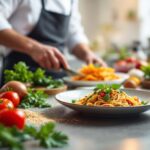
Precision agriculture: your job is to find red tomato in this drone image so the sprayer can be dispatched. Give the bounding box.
[99,92,106,97]
[127,100,133,106]
[125,57,136,63]
[0,109,25,129]
[0,91,20,107]
[0,98,14,110]
[116,60,127,66]
[135,61,142,69]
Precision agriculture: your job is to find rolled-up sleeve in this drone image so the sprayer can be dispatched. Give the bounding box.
[0,0,20,31]
[67,0,89,52]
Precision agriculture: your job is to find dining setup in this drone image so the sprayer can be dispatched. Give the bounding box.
[1,0,150,150]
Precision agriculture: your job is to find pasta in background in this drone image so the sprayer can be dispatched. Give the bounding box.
[73,64,120,81]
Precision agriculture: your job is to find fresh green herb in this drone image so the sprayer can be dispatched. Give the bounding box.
[103,94,110,101]
[0,123,68,150]
[94,84,121,92]
[94,84,121,101]
[71,99,76,103]
[141,65,150,80]
[111,84,121,90]
[19,89,50,108]
[35,123,68,148]
[141,101,149,106]
[33,68,51,86]
[4,61,64,88]
[46,79,64,89]
[33,68,63,88]
[4,61,33,83]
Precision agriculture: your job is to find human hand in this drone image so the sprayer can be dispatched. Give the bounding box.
[84,50,107,67]
[28,42,69,70]
[72,43,107,67]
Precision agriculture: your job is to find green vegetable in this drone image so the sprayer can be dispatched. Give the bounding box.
[19,89,51,108]
[103,94,110,101]
[141,65,150,80]
[0,123,68,150]
[35,123,68,148]
[33,68,63,88]
[71,99,76,103]
[4,62,33,83]
[141,101,149,106]
[33,68,52,86]
[4,61,64,88]
[94,84,121,92]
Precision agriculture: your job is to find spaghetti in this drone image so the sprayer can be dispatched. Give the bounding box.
[75,85,143,107]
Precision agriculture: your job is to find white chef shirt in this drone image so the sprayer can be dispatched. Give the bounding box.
[0,0,88,56]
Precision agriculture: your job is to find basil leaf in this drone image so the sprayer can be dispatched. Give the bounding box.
[111,84,121,90]
[103,94,110,101]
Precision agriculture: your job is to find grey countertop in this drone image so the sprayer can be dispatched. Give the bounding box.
[24,95,150,150]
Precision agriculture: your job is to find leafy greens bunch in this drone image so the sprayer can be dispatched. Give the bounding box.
[0,122,68,150]
[4,62,64,88]
[19,89,50,108]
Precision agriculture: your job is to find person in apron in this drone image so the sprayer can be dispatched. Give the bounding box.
[0,0,106,84]
[4,0,70,79]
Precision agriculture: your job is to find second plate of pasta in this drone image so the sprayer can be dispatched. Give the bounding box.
[55,88,150,116]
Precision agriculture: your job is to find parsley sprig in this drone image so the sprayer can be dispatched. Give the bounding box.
[4,62,64,88]
[0,122,68,150]
[19,89,51,108]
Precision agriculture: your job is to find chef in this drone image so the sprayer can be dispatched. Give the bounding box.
[0,0,106,79]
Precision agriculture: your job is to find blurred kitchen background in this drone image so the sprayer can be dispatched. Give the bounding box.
[67,0,150,66]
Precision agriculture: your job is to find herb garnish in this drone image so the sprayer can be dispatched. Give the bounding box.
[71,99,76,103]
[141,101,149,106]
[0,122,68,150]
[4,61,64,88]
[19,89,51,108]
[94,84,121,101]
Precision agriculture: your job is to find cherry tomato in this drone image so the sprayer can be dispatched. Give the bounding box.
[0,98,14,110]
[125,57,136,63]
[0,109,25,129]
[116,60,127,66]
[0,91,20,107]
[99,92,106,97]
[135,61,142,69]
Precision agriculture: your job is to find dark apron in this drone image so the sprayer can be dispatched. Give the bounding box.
[3,0,71,81]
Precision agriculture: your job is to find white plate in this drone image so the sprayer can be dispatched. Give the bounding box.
[63,73,129,87]
[55,89,150,117]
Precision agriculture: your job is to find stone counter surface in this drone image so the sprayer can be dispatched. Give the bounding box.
[22,96,150,150]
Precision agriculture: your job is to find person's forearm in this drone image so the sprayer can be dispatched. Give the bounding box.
[72,43,91,60]
[0,29,37,55]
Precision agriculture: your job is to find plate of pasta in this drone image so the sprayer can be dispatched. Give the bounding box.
[63,64,129,87]
[55,84,150,116]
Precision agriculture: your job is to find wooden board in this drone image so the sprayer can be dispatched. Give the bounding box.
[33,85,68,95]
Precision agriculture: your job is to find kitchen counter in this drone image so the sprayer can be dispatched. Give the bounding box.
[24,95,150,150]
